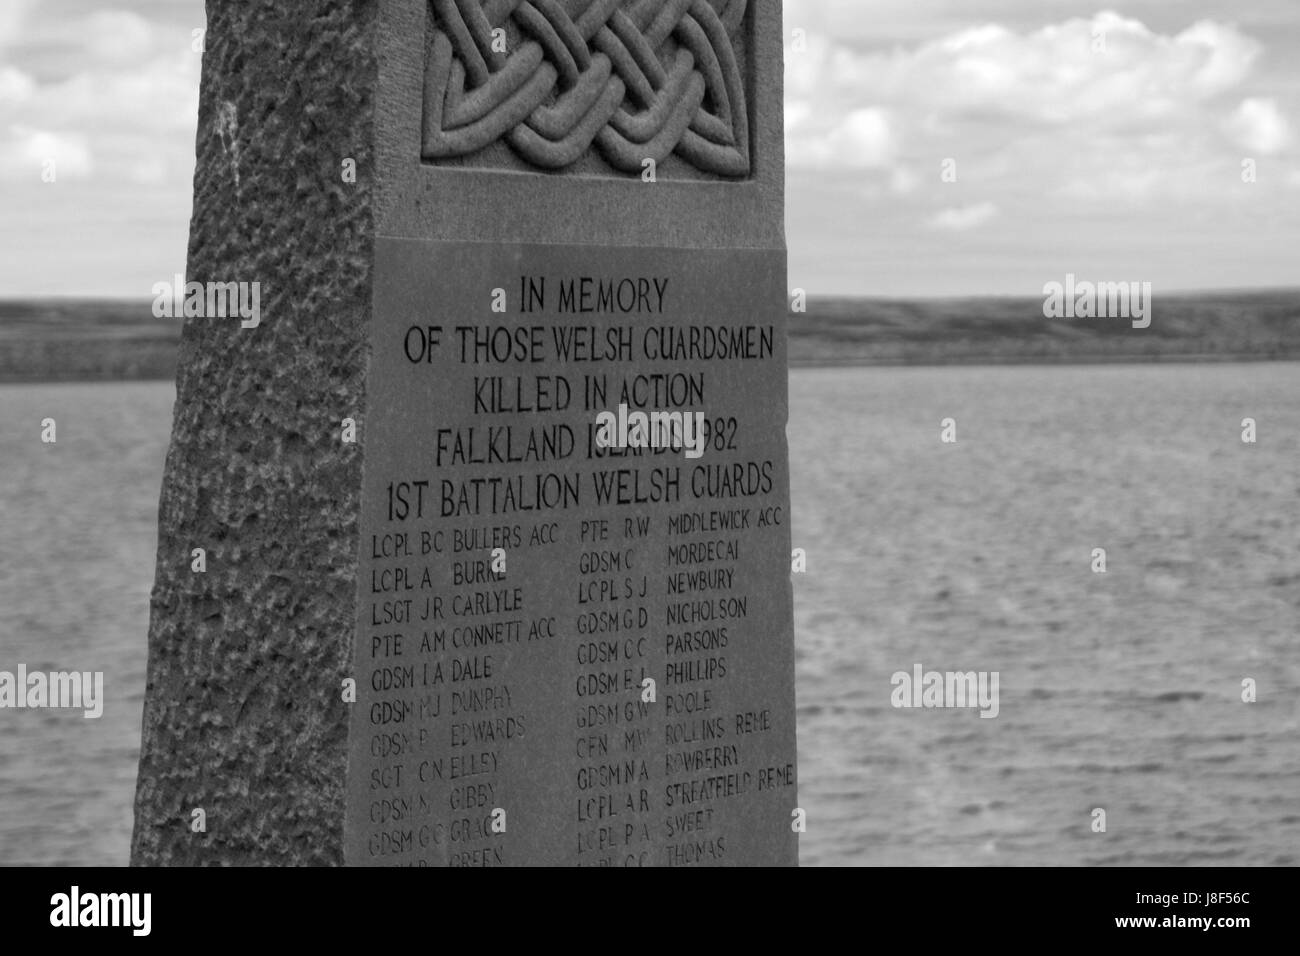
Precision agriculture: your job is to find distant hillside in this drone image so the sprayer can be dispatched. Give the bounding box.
[791,289,1300,365]
[0,299,179,382]
[0,291,1298,383]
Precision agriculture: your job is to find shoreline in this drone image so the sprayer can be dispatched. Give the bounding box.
[788,351,1300,369]
[3,289,1296,383]
[4,351,1299,385]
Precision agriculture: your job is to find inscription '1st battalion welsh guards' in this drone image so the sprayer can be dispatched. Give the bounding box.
[345,240,799,866]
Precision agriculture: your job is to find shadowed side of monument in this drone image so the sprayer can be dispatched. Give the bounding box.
[131,1,378,865]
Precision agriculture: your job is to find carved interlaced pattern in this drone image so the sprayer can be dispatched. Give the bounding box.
[422,0,750,176]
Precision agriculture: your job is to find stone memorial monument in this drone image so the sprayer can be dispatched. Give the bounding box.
[132,0,797,867]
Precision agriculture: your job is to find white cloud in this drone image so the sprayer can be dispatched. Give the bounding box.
[1054,166,1164,202]
[1225,98,1290,155]
[1178,20,1262,97]
[0,66,35,103]
[787,106,898,170]
[0,15,199,184]
[0,0,34,50]
[786,99,812,130]
[816,11,1263,127]
[0,3,200,293]
[890,166,920,194]
[2,125,94,177]
[48,52,199,132]
[81,10,156,65]
[785,2,1300,295]
[783,9,1295,211]
[927,201,999,231]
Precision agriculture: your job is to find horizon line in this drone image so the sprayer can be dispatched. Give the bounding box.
[3,285,1299,306]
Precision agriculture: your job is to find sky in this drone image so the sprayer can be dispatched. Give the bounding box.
[0,0,1297,298]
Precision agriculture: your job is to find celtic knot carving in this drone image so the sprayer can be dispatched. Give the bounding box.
[422,0,751,176]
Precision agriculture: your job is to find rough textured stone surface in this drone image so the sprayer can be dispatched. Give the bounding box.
[130,0,376,866]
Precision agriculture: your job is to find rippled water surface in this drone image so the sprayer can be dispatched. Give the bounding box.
[790,364,1300,865]
[2,367,1298,865]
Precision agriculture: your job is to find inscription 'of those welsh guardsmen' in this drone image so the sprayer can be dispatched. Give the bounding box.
[345,240,798,867]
